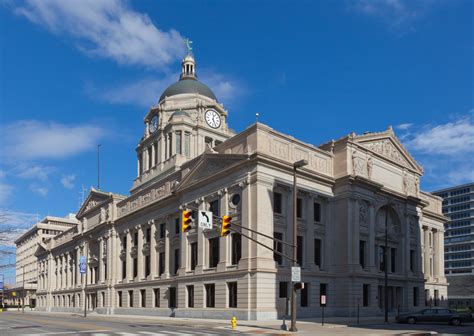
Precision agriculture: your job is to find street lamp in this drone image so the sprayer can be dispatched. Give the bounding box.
[290,159,308,332]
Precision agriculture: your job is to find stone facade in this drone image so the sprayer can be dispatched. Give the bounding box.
[33,54,448,319]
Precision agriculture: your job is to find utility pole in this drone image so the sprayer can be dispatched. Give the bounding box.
[290,159,308,332]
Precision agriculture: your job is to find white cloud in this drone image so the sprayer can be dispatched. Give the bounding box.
[0,183,13,204]
[30,184,49,196]
[0,209,39,247]
[1,120,106,162]
[406,116,474,155]
[16,164,55,181]
[60,174,76,189]
[396,123,413,130]
[12,0,186,69]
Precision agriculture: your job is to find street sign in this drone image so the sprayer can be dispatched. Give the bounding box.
[320,294,327,306]
[198,211,213,230]
[79,256,87,274]
[291,266,301,282]
[0,281,3,291]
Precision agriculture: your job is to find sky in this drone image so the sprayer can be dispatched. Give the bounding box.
[0,0,472,284]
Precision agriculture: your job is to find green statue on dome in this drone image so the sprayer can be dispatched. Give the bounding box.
[185,38,193,53]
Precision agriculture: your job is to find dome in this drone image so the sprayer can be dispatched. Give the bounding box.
[159,78,217,103]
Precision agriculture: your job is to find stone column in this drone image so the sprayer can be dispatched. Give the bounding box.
[126,230,133,281]
[99,238,105,283]
[423,227,429,279]
[306,195,316,270]
[150,222,157,278]
[75,247,81,286]
[403,214,411,276]
[151,144,155,167]
[217,189,229,272]
[433,229,440,280]
[352,198,360,270]
[239,180,252,269]
[164,218,170,278]
[137,226,144,280]
[368,204,376,270]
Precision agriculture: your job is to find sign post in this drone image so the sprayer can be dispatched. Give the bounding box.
[320,295,327,326]
[198,211,213,230]
[79,256,87,318]
[291,267,301,283]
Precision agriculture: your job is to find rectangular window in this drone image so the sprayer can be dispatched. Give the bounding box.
[187,285,194,308]
[159,252,165,276]
[296,198,303,218]
[174,249,180,275]
[391,248,396,273]
[413,287,419,306]
[228,282,237,308]
[122,260,126,280]
[169,287,176,308]
[133,258,138,278]
[123,235,127,249]
[297,236,303,266]
[176,131,182,155]
[154,142,159,165]
[184,132,191,157]
[209,237,219,268]
[379,246,385,272]
[273,192,282,214]
[145,255,151,277]
[434,289,439,306]
[129,290,134,308]
[314,238,321,267]
[301,283,309,307]
[279,281,288,298]
[159,224,166,238]
[410,249,415,272]
[209,200,219,218]
[154,288,160,307]
[190,242,197,271]
[359,240,366,269]
[363,284,369,307]
[205,284,215,307]
[168,133,172,158]
[314,202,321,222]
[141,289,146,308]
[231,233,241,265]
[175,218,180,235]
[134,231,138,246]
[274,232,283,265]
[146,228,151,243]
[118,291,122,307]
[147,146,152,170]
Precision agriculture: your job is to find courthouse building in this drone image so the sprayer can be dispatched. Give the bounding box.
[35,52,448,319]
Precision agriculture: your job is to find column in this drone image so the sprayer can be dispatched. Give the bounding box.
[239,181,252,269]
[351,198,360,270]
[151,144,155,167]
[126,230,133,281]
[150,223,157,277]
[423,227,429,279]
[433,229,439,280]
[137,226,144,280]
[163,218,170,278]
[76,247,81,286]
[217,189,229,272]
[368,204,376,270]
[65,253,70,288]
[403,214,410,276]
[99,238,105,283]
[306,195,316,270]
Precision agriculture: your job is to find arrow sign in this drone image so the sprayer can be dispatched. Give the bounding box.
[198,211,213,230]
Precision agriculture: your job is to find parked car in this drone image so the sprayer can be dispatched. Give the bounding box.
[396,307,473,326]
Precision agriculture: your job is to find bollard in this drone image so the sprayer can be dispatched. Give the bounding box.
[231,316,237,330]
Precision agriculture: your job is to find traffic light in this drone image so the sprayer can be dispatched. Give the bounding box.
[182,209,193,233]
[221,215,232,237]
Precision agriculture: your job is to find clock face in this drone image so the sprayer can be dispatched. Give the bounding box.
[205,109,221,129]
[149,115,158,133]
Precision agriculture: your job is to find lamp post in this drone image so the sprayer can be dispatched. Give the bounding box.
[290,159,308,332]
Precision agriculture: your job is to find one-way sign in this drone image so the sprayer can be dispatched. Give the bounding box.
[198,211,213,230]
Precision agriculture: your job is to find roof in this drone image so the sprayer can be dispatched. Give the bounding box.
[159,78,217,103]
[171,110,191,118]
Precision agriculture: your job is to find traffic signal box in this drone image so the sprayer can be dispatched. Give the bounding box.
[221,215,232,237]
[182,210,193,233]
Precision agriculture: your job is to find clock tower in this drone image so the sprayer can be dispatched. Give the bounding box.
[132,50,234,192]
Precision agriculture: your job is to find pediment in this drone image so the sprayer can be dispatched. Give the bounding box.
[34,242,48,257]
[77,188,111,218]
[176,153,248,192]
[355,131,423,174]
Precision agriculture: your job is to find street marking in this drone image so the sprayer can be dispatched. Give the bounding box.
[24,331,109,336]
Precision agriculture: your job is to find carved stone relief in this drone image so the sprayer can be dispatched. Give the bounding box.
[359,200,369,227]
[363,139,409,167]
[352,151,366,176]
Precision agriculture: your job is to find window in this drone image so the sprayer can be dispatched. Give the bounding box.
[209,200,219,218]
[141,289,146,308]
[434,290,439,306]
[168,133,172,158]
[129,290,134,307]
[147,146,152,170]
[410,250,415,272]
[413,287,419,306]
[159,223,166,238]
[190,242,197,271]
[154,142,159,165]
[187,285,194,308]
[228,282,237,308]
[296,198,303,218]
[146,228,151,243]
[279,282,288,298]
[379,246,385,271]
[145,255,151,277]
[274,192,282,214]
[175,217,180,235]
[363,284,369,307]
[118,291,122,307]
[205,284,215,307]
[134,232,138,246]
[159,252,165,276]
[314,202,321,222]
[133,258,138,278]
[184,132,191,157]
[122,260,126,280]
[154,288,160,307]
[314,238,321,267]
[359,241,366,268]
[301,283,309,307]
[297,236,303,266]
[169,287,176,308]
[274,232,283,265]
[174,249,180,275]
[123,235,127,249]
[176,131,182,155]
[209,237,219,268]
[231,233,241,265]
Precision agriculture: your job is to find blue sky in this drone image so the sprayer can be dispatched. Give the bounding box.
[0,0,472,284]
